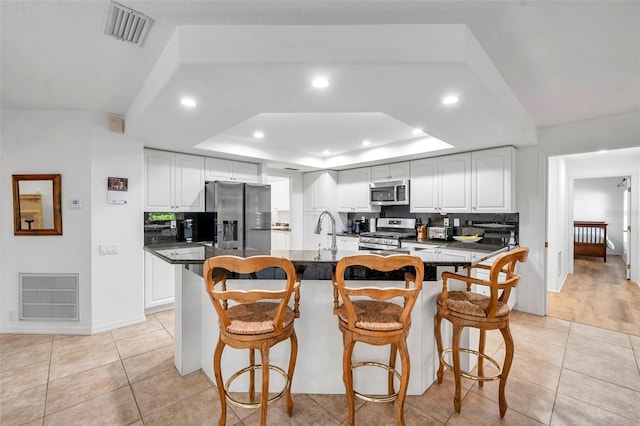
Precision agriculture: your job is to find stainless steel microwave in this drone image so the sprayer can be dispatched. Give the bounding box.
[369,180,410,206]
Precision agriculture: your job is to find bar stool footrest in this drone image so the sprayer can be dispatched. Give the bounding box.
[440,348,502,382]
[224,364,289,409]
[351,361,402,403]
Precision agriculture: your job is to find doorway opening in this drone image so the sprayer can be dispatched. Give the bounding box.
[545,149,639,334]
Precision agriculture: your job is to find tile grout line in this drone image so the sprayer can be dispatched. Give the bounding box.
[557,322,640,424]
[113,329,146,425]
[41,335,54,423]
[547,321,572,426]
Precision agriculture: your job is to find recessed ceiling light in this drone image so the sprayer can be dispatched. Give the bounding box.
[312,77,329,89]
[322,150,331,155]
[412,128,425,135]
[180,97,197,107]
[442,95,459,105]
[362,140,371,146]
[253,131,264,139]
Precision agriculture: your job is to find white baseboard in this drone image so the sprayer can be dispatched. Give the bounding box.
[91,314,146,334]
[145,302,175,315]
[0,323,92,335]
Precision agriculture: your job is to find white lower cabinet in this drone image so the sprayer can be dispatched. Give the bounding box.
[472,259,517,308]
[271,230,291,250]
[337,236,359,250]
[144,251,175,312]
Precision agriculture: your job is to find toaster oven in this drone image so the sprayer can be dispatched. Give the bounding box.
[428,226,453,240]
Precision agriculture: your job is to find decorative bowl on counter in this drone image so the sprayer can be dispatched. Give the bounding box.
[453,235,483,243]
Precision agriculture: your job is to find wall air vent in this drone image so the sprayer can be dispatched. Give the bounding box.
[104,1,153,47]
[20,273,79,320]
[284,167,299,171]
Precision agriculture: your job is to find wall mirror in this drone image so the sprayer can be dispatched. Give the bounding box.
[12,174,62,235]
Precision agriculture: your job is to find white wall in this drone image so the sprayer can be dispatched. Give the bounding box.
[546,156,569,292]
[574,177,626,255]
[1,110,93,333]
[90,116,145,333]
[513,146,548,314]
[0,110,145,334]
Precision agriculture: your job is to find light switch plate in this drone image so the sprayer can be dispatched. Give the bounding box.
[99,243,119,255]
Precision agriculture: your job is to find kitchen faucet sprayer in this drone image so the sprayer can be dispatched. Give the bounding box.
[314,210,337,254]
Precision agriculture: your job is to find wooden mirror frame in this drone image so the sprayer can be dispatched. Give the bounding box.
[12,174,63,236]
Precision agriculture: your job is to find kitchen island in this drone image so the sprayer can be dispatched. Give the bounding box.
[144,243,508,396]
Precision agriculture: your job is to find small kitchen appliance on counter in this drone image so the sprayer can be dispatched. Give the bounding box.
[176,218,193,242]
[427,226,453,241]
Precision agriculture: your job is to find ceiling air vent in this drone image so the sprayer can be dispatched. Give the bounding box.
[104,1,153,47]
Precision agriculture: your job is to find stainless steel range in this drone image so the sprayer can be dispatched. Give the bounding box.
[358,218,417,250]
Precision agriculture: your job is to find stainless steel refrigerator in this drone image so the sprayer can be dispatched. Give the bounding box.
[205,181,271,250]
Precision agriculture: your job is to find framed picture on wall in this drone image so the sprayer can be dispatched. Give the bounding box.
[107,177,128,191]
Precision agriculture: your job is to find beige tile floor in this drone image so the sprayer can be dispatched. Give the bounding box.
[1,309,639,425]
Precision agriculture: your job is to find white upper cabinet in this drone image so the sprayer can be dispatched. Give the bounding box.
[410,148,516,214]
[409,157,439,212]
[337,167,380,213]
[439,153,472,213]
[205,157,259,183]
[371,162,410,182]
[144,149,204,212]
[471,147,516,213]
[410,153,471,213]
[303,170,338,212]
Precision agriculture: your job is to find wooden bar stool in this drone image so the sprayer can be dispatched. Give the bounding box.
[332,254,424,426]
[203,255,301,426]
[434,247,528,417]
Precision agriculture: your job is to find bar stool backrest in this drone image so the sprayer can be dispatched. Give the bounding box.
[203,255,298,334]
[333,254,424,332]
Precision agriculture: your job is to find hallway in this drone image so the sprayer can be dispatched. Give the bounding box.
[548,255,640,335]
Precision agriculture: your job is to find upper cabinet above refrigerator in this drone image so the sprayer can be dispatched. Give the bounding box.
[205,158,259,183]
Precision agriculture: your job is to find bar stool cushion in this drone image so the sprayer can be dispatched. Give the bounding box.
[336,300,404,331]
[225,302,295,335]
[437,291,510,318]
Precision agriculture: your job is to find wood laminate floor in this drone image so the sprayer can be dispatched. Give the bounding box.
[548,255,640,336]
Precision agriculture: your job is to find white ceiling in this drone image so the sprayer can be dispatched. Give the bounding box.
[2,1,638,171]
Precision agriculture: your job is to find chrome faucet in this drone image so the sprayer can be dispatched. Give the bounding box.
[314,210,337,254]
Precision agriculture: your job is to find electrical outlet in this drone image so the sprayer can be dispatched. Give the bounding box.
[453,218,460,227]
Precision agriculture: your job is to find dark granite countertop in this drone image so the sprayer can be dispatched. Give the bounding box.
[401,238,507,253]
[144,242,506,267]
[143,242,510,280]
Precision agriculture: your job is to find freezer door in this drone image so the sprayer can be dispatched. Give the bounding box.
[213,181,244,249]
[244,183,271,250]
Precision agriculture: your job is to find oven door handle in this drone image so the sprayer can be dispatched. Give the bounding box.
[358,242,400,250]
